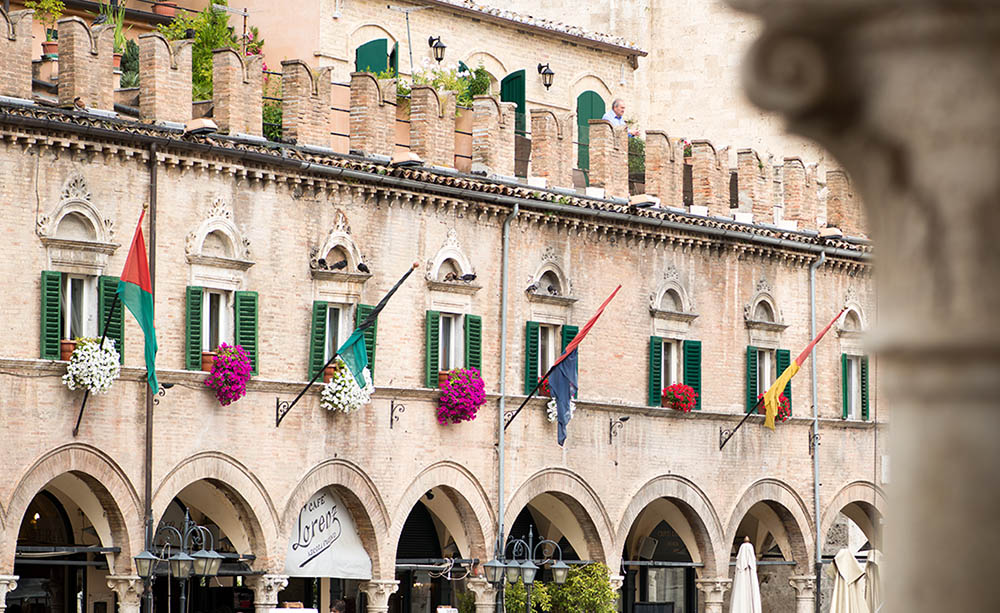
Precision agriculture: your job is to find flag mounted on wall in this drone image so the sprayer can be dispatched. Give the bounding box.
[117,209,158,393]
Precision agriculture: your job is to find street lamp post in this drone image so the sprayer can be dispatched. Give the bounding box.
[133,511,224,613]
[483,527,569,612]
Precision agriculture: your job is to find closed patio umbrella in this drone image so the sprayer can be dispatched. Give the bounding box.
[830,548,867,613]
[865,549,883,612]
[730,537,762,613]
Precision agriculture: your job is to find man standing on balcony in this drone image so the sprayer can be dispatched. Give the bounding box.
[603,98,639,137]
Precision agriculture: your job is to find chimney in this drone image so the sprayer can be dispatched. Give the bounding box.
[56,17,115,111]
[472,96,516,176]
[212,48,263,137]
[138,33,192,124]
[349,71,395,157]
[644,131,682,206]
[281,60,333,147]
[410,85,456,167]
[587,119,629,198]
[0,8,33,99]
[529,109,574,189]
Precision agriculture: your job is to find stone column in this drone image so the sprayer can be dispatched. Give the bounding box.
[246,574,288,613]
[106,576,144,613]
[359,580,399,613]
[0,576,19,613]
[695,578,731,613]
[788,575,816,613]
[730,2,1000,612]
[465,577,497,613]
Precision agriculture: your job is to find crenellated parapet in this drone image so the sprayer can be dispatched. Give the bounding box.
[138,33,193,125]
[281,60,334,147]
[212,48,263,137]
[349,72,396,157]
[644,131,683,206]
[472,96,516,177]
[588,119,629,198]
[529,108,575,189]
[410,86,456,167]
[56,17,116,111]
[0,8,33,100]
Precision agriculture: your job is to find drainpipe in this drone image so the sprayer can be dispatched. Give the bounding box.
[496,202,518,612]
[809,251,825,613]
[142,142,157,613]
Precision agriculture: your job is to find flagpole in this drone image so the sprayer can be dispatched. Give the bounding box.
[275,262,419,427]
[719,396,765,450]
[72,293,120,437]
[503,360,561,430]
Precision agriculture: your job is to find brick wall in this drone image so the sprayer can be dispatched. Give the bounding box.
[409,86,455,167]
[281,60,333,148]
[529,109,574,189]
[138,33,193,125]
[349,72,395,157]
[691,140,729,216]
[587,119,629,198]
[643,131,683,206]
[471,96,516,176]
[56,17,115,111]
[212,48,263,137]
[0,9,33,100]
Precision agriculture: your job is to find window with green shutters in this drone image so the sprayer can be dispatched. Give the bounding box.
[355,38,388,73]
[861,356,870,420]
[776,348,791,411]
[98,276,124,363]
[234,291,259,375]
[500,70,526,135]
[576,90,606,173]
[561,325,579,398]
[40,271,63,359]
[425,310,441,387]
[648,336,663,406]
[308,301,328,379]
[683,340,702,410]
[464,314,482,371]
[841,353,871,420]
[185,286,204,371]
[746,345,759,412]
[524,320,540,395]
[355,304,377,377]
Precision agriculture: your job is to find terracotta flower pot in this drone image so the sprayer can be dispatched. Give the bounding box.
[113,53,122,69]
[201,351,217,372]
[152,2,178,17]
[41,41,58,56]
[438,370,450,387]
[323,364,337,383]
[60,339,77,361]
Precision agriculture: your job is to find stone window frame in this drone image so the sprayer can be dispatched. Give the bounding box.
[38,174,119,277]
[185,197,254,293]
[650,265,698,335]
[425,228,481,297]
[526,248,576,307]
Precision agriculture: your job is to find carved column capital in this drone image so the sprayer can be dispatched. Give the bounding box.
[789,575,817,613]
[359,580,399,613]
[0,577,19,612]
[695,577,732,601]
[608,574,625,593]
[106,576,144,613]
[246,574,288,611]
[465,577,497,613]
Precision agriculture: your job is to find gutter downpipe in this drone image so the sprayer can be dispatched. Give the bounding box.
[496,202,518,612]
[810,250,825,613]
[143,142,157,613]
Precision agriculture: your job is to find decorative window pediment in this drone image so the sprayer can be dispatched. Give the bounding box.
[425,228,480,296]
[186,197,253,291]
[526,247,576,306]
[37,173,119,275]
[310,210,371,290]
[744,277,787,332]
[649,264,698,325]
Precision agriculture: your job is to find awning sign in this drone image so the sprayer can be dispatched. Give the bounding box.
[284,488,372,579]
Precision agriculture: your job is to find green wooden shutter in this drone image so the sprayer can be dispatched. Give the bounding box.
[464,314,482,372]
[746,345,758,413]
[234,291,259,375]
[561,325,579,397]
[841,353,849,419]
[356,304,377,377]
[185,286,203,370]
[40,271,62,359]
[500,70,526,135]
[683,340,702,411]
[776,348,792,412]
[308,301,328,379]
[355,38,388,73]
[425,310,441,387]
[861,355,870,421]
[389,41,399,75]
[648,336,663,406]
[576,90,606,173]
[524,320,539,395]
[99,276,124,363]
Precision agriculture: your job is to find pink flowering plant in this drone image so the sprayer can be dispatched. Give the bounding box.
[437,368,486,425]
[204,343,253,406]
[662,383,698,412]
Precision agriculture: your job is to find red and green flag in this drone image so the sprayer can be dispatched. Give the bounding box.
[117,210,158,393]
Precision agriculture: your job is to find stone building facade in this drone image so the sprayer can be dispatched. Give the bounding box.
[0,7,882,613]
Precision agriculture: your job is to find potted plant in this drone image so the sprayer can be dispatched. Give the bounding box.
[438,369,450,387]
[98,1,130,69]
[152,1,178,17]
[319,358,373,414]
[662,382,698,412]
[26,0,65,55]
[203,343,252,406]
[437,368,486,425]
[60,338,77,361]
[201,350,217,372]
[537,377,551,397]
[62,337,121,394]
[756,392,792,422]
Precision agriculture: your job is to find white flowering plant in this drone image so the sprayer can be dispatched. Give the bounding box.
[319,358,374,414]
[62,337,121,394]
[546,397,576,423]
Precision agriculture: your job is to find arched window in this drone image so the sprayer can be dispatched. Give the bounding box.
[660,288,683,312]
[539,270,562,296]
[55,212,97,242]
[438,258,462,282]
[843,310,862,331]
[576,90,606,172]
[754,301,775,323]
[202,230,233,258]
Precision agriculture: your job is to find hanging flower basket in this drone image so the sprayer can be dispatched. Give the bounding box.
[62,337,121,394]
[203,343,252,406]
[319,358,374,414]
[437,368,486,425]
[662,383,698,412]
[546,397,576,423]
[756,392,791,422]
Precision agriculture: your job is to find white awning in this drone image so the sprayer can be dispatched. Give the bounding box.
[284,488,372,579]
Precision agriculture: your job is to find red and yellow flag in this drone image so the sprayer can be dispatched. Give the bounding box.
[763,307,847,429]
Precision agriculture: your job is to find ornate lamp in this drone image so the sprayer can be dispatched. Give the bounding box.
[428,36,446,63]
[537,63,555,90]
[133,550,157,579]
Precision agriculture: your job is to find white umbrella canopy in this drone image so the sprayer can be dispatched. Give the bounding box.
[730,539,762,613]
[865,549,883,613]
[830,548,867,613]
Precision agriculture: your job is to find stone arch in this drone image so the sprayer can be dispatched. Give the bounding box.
[744,278,783,325]
[820,480,885,551]
[37,174,115,244]
[1,443,142,574]
[185,197,251,262]
[464,52,506,93]
[615,475,724,577]
[529,258,572,297]
[152,452,278,568]
[426,228,475,281]
[725,478,813,573]
[651,265,695,314]
[347,24,397,70]
[313,210,365,271]
[504,468,614,567]
[385,461,494,579]
[280,460,388,579]
[569,73,614,104]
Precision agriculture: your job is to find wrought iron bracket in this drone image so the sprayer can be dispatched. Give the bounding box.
[390,400,406,429]
[503,410,517,429]
[808,431,822,456]
[275,398,293,427]
[152,382,174,406]
[720,427,734,450]
[609,416,629,444]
